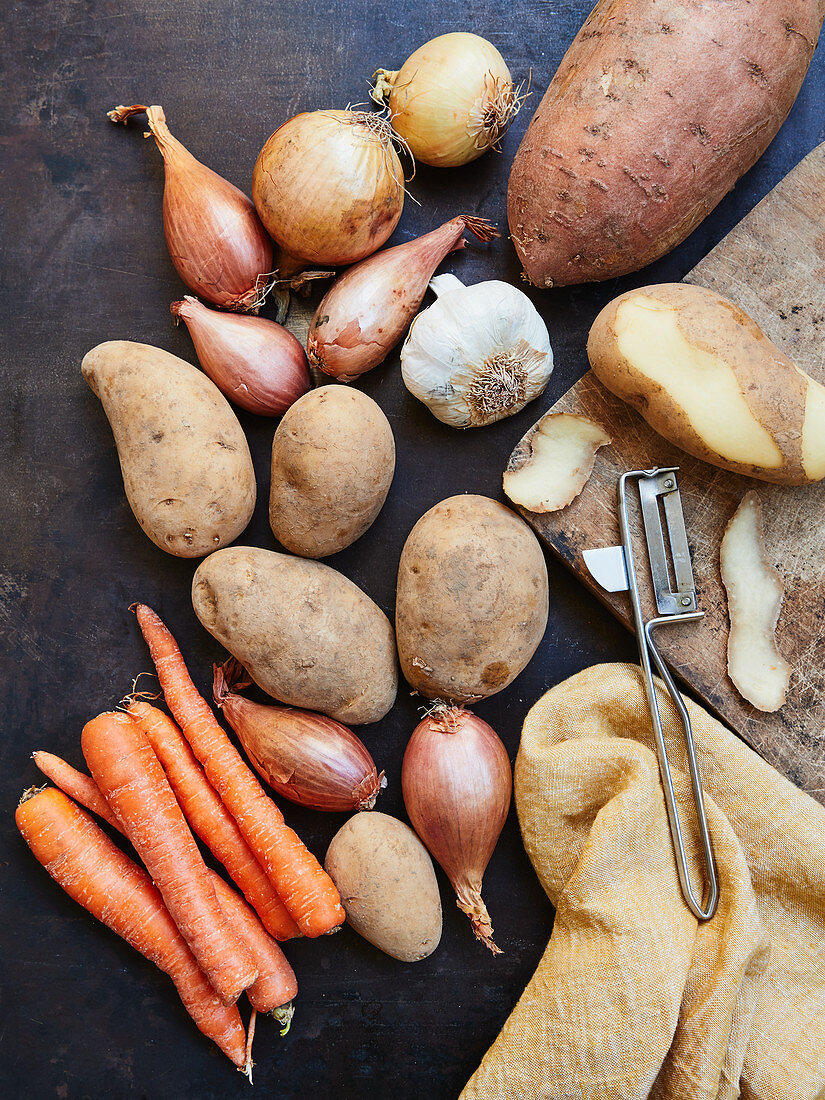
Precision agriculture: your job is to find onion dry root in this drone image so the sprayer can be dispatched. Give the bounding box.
[401,704,512,954]
[171,296,310,416]
[213,659,385,812]
[108,104,274,313]
[307,214,499,383]
[372,33,528,168]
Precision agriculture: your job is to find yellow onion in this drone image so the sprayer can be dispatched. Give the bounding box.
[307,215,498,382]
[108,104,274,312]
[372,33,525,168]
[171,296,310,416]
[401,705,512,954]
[213,659,386,813]
[252,110,405,276]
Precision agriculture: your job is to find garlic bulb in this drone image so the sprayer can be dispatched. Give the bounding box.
[400,274,553,428]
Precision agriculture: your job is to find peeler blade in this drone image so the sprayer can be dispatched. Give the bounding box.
[582,546,629,593]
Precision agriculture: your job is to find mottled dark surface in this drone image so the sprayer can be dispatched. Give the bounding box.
[1,2,823,1097]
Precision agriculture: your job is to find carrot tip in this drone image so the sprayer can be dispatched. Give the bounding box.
[243,1007,257,1084]
[273,1001,294,1037]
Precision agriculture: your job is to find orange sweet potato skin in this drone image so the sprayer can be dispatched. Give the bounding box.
[508,0,824,288]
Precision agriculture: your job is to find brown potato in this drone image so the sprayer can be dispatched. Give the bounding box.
[587,283,825,485]
[504,412,610,513]
[508,0,823,287]
[396,495,549,703]
[324,812,442,962]
[720,491,791,712]
[82,340,255,557]
[269,386,395,558]
[192,546,397,725]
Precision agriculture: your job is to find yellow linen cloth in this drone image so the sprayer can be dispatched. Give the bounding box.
[461,664,825,1100]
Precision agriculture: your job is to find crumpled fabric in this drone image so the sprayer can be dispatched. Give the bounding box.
[460,664,825,1100]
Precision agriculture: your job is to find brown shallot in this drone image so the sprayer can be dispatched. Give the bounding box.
[213,659,385,812]
[171,296,309,416]
[108,104,273,312]
[252,109,406,277]
[307,215,499,383]
[401,705,511,955]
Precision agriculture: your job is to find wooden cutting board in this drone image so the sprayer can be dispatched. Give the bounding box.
[516,142,825,801]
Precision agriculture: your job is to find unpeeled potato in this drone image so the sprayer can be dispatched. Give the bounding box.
[82,340,255,557]
[396,495,549,703]
[269,386,395,559]
[192,546,397,725]
[325,812,442,962]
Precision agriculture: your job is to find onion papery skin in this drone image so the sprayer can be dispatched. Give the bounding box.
[375,34,520,168]
[307,215,498,382]
[171,296,310,416]
[108,104,274,312]
[251,110,405,272]
[401,706,512,954]
[214,661,384,812]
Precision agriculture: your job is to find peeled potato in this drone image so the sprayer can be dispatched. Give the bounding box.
[720,491,790,712]
[588,284,825,485]
[504,412,610,513]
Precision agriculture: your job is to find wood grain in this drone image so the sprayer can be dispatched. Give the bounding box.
[514,143,825,799]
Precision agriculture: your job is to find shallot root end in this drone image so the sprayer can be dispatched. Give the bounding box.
[460,215,500,244]
[456,889,502,956]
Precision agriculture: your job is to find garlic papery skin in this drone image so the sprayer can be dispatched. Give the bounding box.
[400,274,553,428]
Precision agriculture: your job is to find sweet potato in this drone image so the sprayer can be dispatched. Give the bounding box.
[508,0,824,287]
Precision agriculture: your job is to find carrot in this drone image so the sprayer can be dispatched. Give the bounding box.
[32,750,120,829]
[15,787,248,1070]
[125,700,300,942]
[133,604,345,938]
[82,711,258,1004]
[35,750,297,1022]
[210,874,298,1022]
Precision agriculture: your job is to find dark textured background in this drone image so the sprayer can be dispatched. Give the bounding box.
[1,2,823,1097]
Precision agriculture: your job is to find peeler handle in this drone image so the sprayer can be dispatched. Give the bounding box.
[643,619,719,921]
[617,469,718,922]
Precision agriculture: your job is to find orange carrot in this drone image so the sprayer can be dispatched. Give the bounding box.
[82,711,258,1004]
[210,874,298,1021]
[32,750,120,829]
[133,604,345,938]
[35,750,297,1022]
[125,700,300,942]
[15,787,248,1070]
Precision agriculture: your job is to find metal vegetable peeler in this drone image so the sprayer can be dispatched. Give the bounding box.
[583,468,719,921]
